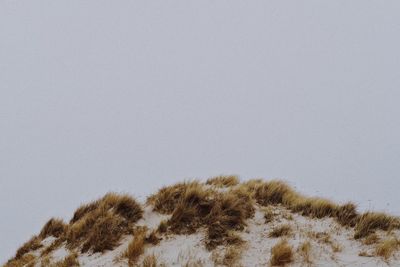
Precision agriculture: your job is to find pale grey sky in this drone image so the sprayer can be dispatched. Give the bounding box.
[1,0,400,262]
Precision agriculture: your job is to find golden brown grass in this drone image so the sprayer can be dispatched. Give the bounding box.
[270,239,293,266]
[206,175,240,188]
[362,233,380,245]
[222,246,242,266]
[8,177,400,265]
[375,238,400,260]
[8,191,144,264]
[354,212,400,239]
[13,236,42,260]
[40,238,64,256]
[51,252,80,267]
[149,181,252,250]
[142,254,159,267]
[39,218,67,239]
[268,224,292,238]
[123,227,147,266]
[147,181,201,214]
[298,241,312,265]
[157,220,168,234]
[66,193,143,253]
[252,180,358,224]
[145,230,161,245]
[263,208,275,223]
[4,253,36,267]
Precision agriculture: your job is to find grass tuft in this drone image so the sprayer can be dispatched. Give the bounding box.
[14,236,42,260]
[375,238,400,260]
[268,225,292,238]
[123,227,147,266]
[354,212,400,239]
[206,175,240,188]
[39,218,67,239]
[270,239,293,266]
[142,254,159,267]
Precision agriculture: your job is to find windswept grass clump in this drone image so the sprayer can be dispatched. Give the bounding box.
[4,253,36,267]
[13,236,42,260]
[148,181,253,250]
[123,227,147,266]
[251,180,369,231]
[39,218,67,239]
[9,191,144,264]
[354,212,400,239]
[206,175,240,188]
[270,239,293,266]
[66,193,143,253]
[147,181,201,214]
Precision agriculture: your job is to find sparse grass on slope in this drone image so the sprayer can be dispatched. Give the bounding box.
[7,192,143,265]
[7,176,400,266]
[354,212,400,239]
[251,180,399,238]
[124,227,147,266]
[375,238,400,260]
[66,193,143,253]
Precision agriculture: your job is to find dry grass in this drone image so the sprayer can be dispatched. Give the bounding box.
[145,230,161,245]
[51,252,80,267]
[147,181,202,214]
[142,254,159,267]
[13,236,42,260]
[362,233,380,245]
[252,180,360,225]
[354,212,400,239]
[4,254,36,267]
[269,225,292,238]
[298,241,312,265]
[157,220,168,233]
[8,177,400,265]
[270,239,293,266]
[204,191,252,249]
[65,193,143,253]
[206,175,240,188]
[40,238,64,257]
[375,238,400,260]
[263,208,275,223]
[123,227,147,266]
[149,181,252,250]
[39,218,67,239]
[222,246,242,266]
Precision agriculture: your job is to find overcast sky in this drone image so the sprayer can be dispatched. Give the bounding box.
[1,0,400,262]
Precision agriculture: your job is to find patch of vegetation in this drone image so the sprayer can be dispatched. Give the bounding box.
[375,238,400,260]
[298,241,312,265]
[268,224,292,238]
[50,252,80,267]
[39,218,67,239]
[4,253,36,267]
[149,181,253,250]
[354,212,400,239]
[206,175,240,188]
[270,239,293,266]
[123,227,147,266]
